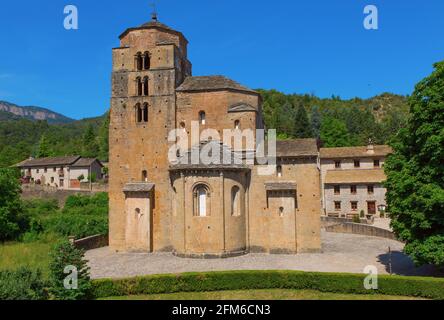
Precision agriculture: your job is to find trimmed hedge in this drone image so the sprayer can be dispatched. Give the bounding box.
[92,270,444,300]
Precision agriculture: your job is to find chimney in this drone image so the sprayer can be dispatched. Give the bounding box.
[367,138,375,154]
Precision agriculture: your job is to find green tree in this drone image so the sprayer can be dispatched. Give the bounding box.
[320,117,351,147]
[293,103,314,138]
[36,134,51,158]
[98,112,109,161]
[0,168,29,241]
[310,105,322,138]
[384,61,444,267]
[49,241,92,300]
[82,124,99,158]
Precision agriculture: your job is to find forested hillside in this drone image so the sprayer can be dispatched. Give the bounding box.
[0,113,109,168]
[0,90,408,168]
[259,90,409,146]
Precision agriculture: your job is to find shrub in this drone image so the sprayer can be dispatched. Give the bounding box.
[43,214,108,239]
[352,215,361,224]
[63,193,108,216]
[49,241,92,300]
[0,267,48,300]
[92,270,444,300]
[23,199,59,216]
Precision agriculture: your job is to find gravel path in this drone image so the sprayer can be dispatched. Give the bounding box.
[86,231,440,279]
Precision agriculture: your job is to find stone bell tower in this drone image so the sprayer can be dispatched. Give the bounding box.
[109,12,192,252]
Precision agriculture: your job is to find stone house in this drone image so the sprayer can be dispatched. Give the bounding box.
[109,14,321,257]
[17,156,103,190]
[320,144,392,218]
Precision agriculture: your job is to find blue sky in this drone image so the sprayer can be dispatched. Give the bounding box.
[0,0,443,119]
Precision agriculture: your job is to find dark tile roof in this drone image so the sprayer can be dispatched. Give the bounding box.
[267,139,319,158]
[123,183,155,193]
[176,76,257,94]
[16,156,81,168]
[71,158,103,168]
[320,145,392,159]
[119,19,187,42]
[170,141,249,171]
[228,103,257,113]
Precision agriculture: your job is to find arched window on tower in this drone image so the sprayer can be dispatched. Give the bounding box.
[231,186,241,216]
[142,170,148,182]
[136,77,142,96]
[277,165,283,178]
[143,52,151,70]
[193,184,210,217]
[199,111,206,125]
[135,52,143,71]
[143,77,149,96]
[234,120,240,130]
[142,103,148,123]
[136,103,142,123]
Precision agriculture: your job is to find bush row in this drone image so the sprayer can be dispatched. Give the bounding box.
[92,270,444,300]
[0,268,48,300]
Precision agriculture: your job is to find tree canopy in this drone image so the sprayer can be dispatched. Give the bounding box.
[384,61,444,267]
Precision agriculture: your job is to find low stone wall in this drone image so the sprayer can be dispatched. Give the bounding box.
[325,222,396,240]
[71,234,109,251]
[21,184,107,206]
[321,216,369,228]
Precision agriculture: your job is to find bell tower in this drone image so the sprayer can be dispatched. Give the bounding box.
[109,13,191,252]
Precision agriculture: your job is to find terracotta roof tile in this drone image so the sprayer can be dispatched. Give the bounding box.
[320,145,392,159]
[16,156,80,168]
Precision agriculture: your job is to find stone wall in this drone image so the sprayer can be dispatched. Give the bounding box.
[72,234,109,251]
[325,222,396,240]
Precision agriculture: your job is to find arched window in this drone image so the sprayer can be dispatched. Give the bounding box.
[277,165,282,178]
[193,184,210,217]
[136,103,142,123]
[142,170,148,182]
[234,120,240,130]
[199,111,206,125]
[231,186,241,216]
[135,52,143,71]
[180,122,186,132]
[143,77,149,96]
[142,103,148,122]
[143,52,151,70]
[136,77,142,96]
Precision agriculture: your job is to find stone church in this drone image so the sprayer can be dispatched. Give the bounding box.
[109,14,322,258]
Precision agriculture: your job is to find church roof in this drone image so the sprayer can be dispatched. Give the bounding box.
[265,139,319,158]
[119,17,187,42]
[170,141,249,171]
[228,103,257,113]
[176,76,258,94]
[123,183,155,193]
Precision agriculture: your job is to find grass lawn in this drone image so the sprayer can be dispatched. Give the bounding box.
[0,234,61,276]
[101,289,425,300]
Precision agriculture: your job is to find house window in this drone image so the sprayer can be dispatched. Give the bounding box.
[374,159,380,168]
[51,177,54,183]
[53,167,56,172]
[199,111,206,125]
[231,186,241,217]
[368,185,374,194]
[335,161,341,169]
[36,169,40,174]
[44,168,47,173]
[194,184,210,217]
[354,160,361,168]
[351,201,358,211]
[334,201,341,211]
[277,165,282,178]
[350,185,357,194]
[334,185,340,195]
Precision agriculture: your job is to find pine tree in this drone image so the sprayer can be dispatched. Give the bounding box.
[293,103,314,138]
[310,105,322,138]
[82,124,99,158]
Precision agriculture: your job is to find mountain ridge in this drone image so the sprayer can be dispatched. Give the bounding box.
[0,100,75,124]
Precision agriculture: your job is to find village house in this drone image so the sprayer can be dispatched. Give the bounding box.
[320,143,392,219]
[16,156,104,190]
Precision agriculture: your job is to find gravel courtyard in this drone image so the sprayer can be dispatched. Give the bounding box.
[86,231,440,279]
